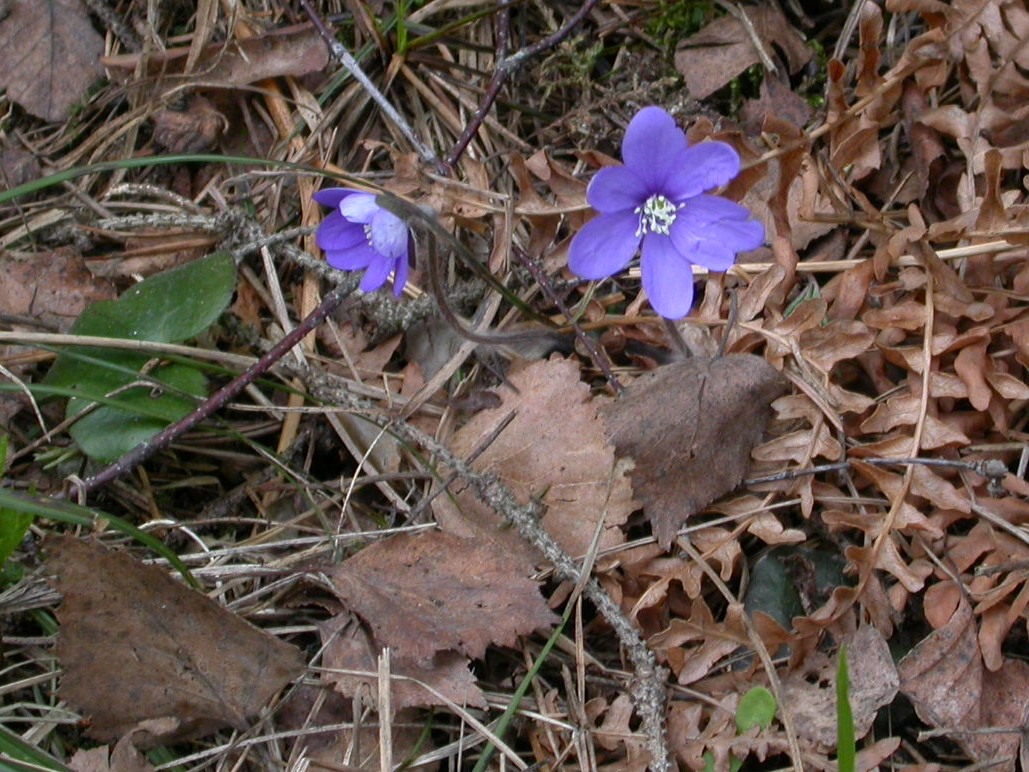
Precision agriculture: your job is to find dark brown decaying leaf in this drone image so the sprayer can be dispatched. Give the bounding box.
[0,0,104,122]
[48,536,305,747]
[434,357,634,566]
[0,249,117,332]
[601,355,787,547]
[898,589,1026,766]
[326,530,556,663]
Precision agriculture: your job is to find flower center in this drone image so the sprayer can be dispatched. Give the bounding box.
[634,194,679,237]
[363,223,375,246]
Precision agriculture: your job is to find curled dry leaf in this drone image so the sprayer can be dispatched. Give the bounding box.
[433,357,634,565]
[326,530,556,663]
[68,737,154,772]
[100,24,329,89]
[47,536,305,747]
[601,355,787,548]
[673,5,812,100]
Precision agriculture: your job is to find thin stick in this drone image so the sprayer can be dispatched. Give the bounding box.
[446,0,602,167]
[297,0,445,173]
[511,246,623,394]
[73,282,354,497]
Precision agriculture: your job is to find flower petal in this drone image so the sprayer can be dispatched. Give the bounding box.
[316,210,367,252]
[662,142,742,201]
[325,241,379,271]
[338,192,380,224]
[669,194,765,271]
[640,234,696,319]
[359,257,395,292]
[621,106,690,189]
[368,208,409,259]
[391,251,409,296]
[313,187,367,208]
[567,210,641,280]
[587,165,650,213]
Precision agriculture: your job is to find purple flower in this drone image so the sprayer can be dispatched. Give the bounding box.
[568,106,764,319]
[313,188,411,296]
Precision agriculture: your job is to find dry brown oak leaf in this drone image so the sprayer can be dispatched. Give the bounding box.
[48,536,305,748]
[327,530,557,663]
[0,0,104,122]
[601,354,787,548]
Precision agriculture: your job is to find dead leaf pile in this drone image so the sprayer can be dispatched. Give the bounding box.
[5,0,1029,769]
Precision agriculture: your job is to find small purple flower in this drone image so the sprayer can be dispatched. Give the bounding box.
[313,188,411,296]
[568,106,764,319]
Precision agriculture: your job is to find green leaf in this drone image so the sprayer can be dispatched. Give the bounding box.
[65,364,207,462]
[0,435,34,567]
[0,724,73,771]
[744,546,850,630]
[736,686,777,733]
[836,645,856,772]
[0,487,197,588]
[45,252,235,461]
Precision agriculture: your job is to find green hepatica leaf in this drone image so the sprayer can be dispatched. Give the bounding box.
[736,686,777,733]
[0,435,34,568]
[46,253,235,462]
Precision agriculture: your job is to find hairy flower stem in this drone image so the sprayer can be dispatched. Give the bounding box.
[446,0,603,168]
[73,283,354,498]
[298,0,446,174]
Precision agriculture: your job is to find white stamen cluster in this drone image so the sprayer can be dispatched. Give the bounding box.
[634,194,679,237]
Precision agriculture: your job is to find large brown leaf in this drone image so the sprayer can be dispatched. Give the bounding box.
[326,530,556,662]
[48,536,305,747]
[0,0,104,122]
[601,355,786,547]
[434,357,635,566]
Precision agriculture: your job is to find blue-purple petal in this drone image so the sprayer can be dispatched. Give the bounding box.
[661,142,742,201]
[621,107,690,189]
[338,192,379,224]
[325,241,379,271]
[567,210,642,280]
[587,165,650,213]
[368,208,409,259]
[316,210,367,252]
[669,194,764,271]
[640,234,696,319]
[313,187,364,208]
[359,257,395,292]
[391,252,409,296]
